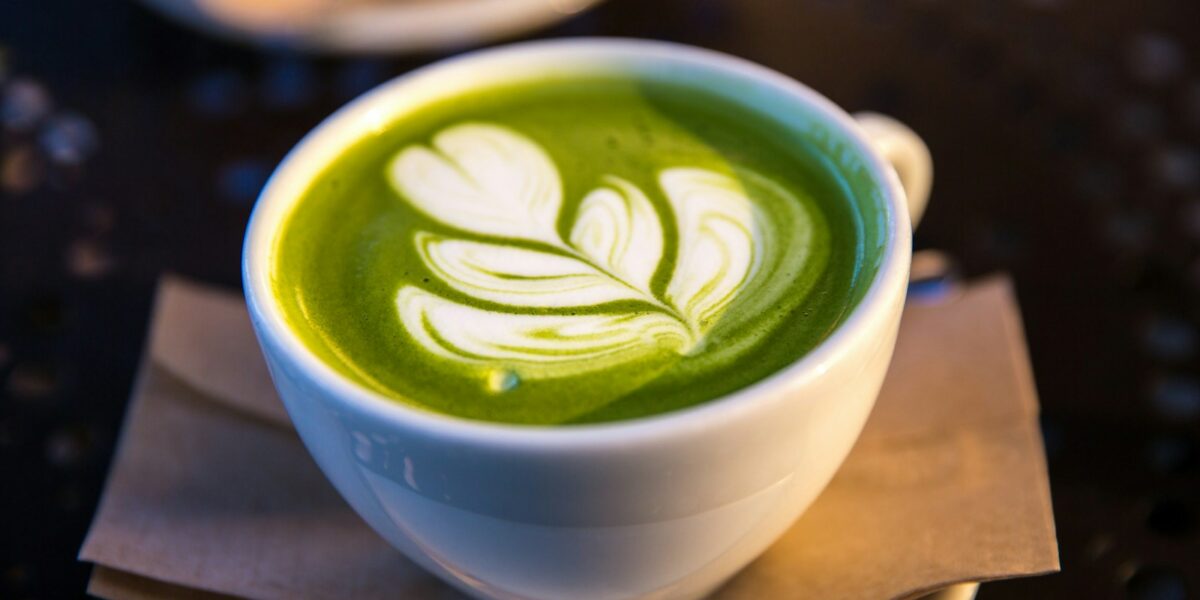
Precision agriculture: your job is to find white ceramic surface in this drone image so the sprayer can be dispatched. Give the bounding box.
[243,39,933,600]
[137,0,606,53]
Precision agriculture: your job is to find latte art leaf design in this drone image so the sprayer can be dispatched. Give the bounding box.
[415,232,649,308]
[387,123,810,384]
[388,123,563,246]
[662,168,765,334]
[570,175,664,295]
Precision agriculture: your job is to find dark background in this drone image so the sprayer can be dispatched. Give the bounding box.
[2,0,1198,598]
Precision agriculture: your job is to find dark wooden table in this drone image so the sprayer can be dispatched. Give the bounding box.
[2,1,1198,598]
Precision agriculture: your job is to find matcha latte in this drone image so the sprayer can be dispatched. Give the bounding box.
[272,77,876,425]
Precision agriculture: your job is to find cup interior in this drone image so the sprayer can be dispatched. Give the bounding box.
[242,38,907,442]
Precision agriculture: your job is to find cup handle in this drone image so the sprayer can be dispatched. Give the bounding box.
[853,112,933,227]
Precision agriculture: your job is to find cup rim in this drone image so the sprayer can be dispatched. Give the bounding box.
[242,37,911,449]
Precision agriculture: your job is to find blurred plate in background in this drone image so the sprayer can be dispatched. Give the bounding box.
[136,0,605,53]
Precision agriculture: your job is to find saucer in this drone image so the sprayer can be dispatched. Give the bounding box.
[135,0,606,53]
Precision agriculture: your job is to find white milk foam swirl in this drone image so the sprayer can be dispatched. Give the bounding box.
[387,123,812,383]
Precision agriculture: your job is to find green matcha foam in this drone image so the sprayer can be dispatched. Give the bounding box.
[272,77,870,424]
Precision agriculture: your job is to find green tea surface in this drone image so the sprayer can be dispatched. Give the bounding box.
[272,77,873,424]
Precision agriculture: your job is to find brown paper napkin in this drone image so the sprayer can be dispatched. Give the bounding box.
[79,274,1059,599]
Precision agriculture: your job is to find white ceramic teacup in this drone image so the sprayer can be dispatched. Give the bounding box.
[243,38,932,600]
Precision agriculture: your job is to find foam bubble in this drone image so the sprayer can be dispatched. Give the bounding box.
[486,369,521,394]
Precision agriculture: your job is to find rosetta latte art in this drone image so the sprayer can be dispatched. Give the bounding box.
[387,123,811,384]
